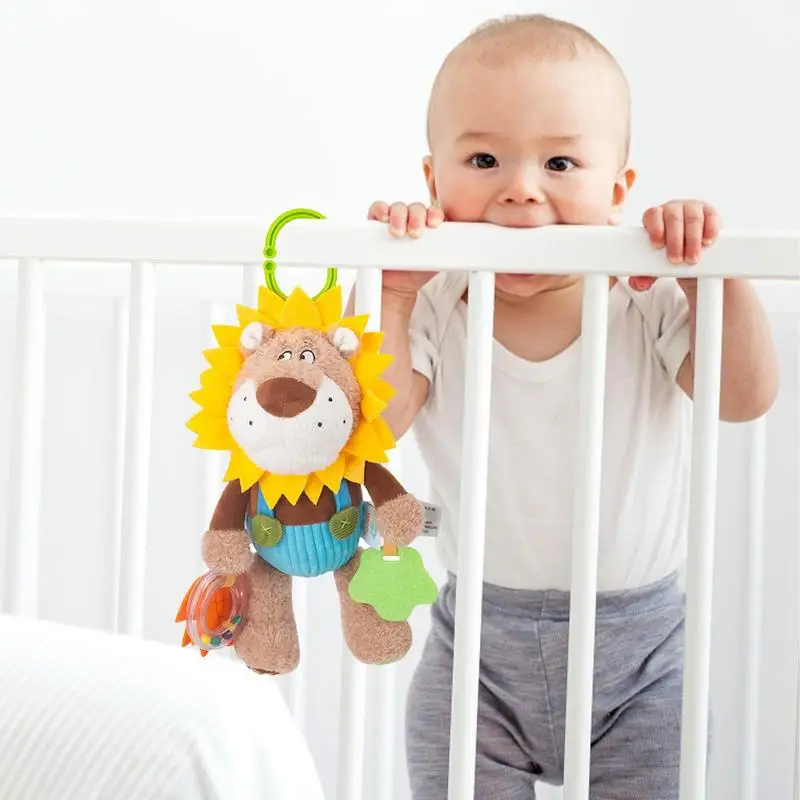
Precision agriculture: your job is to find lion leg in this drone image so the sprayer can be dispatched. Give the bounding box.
[334,549,412,665]
[234,558,299,675]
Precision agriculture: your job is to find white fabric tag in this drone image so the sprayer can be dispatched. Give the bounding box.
[419,502,441,537]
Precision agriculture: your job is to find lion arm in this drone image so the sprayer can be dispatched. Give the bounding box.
[363,462,423,547]
[201,481,255,574]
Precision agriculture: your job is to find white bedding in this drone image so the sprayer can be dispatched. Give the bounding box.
[0,614,325,800]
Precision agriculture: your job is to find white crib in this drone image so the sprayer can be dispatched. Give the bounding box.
[0,217,798,800]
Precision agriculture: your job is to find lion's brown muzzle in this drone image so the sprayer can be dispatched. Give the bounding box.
[256,377,317,418]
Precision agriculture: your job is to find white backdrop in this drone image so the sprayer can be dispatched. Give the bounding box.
[1,1,799,799]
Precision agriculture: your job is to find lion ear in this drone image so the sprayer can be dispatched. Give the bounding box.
[330,326,359,357]
[240,322,272,355]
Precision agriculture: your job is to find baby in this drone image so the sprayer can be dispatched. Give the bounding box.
[363,14,779,800]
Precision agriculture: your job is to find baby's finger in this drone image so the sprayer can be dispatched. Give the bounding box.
[642,207,666,248]
[427,206,445,228]
[703,206,721,246]
[368,201,390,222]
[683,202,705,264]
[663,204,685,263]
[406,203,428,238]
[388,203,409,238]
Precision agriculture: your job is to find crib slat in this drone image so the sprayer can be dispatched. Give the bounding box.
[679,277,725,800]
[448,270,495,800]
[562,274,610,800]
[337,267,381,800]
[116,261,156,637]
[3,259,46,618]
[742,415,767,799]
[106,299,129,632]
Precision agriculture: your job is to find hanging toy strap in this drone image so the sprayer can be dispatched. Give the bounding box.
[262,208,338,299]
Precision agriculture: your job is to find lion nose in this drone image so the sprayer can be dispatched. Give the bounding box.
[256,377,317,418]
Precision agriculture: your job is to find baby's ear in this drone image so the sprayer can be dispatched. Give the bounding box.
[329,326,359,357]
[240,322,273,356]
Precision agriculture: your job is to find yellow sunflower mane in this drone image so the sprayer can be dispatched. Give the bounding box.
[186,284,397,506]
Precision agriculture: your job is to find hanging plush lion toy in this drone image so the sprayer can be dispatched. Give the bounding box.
[176,209,436,675]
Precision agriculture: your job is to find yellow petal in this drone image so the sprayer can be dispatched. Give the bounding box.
[371,417,396,450]
[259,474,284,508]
[371,377,396,404]
[236,305,268,329]
[258,286,284,326]
[280,288,322,329]
[203,347,243,377]
[343,456,365,484]
[354,352,393,385]
[345,421,389,462]
[282,474,309,505]
[315,285,342,327]
[339,314,368,338]
[190,383,231,416]
[225,449,263,489]
[212,324,241,347]
[193,425,236,451]
[359,331,384,353]
[305,474,325,504]
[360,388,387,422]
[316,454,346,492]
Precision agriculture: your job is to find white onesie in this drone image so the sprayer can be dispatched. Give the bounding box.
[408,273,693,592]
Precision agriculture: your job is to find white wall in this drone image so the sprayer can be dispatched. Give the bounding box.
[1,1,799,799]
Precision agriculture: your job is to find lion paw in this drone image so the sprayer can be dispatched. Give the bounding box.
[376,494,423,547]
[201,528,255,574]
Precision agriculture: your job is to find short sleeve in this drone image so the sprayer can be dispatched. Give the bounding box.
[631,278,691,380]
[407,275,453,384]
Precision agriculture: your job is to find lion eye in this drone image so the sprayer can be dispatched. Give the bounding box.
[277,350,292,361]
[299,349,315,363]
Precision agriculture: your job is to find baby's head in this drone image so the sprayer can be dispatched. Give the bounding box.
[424,15,635,297]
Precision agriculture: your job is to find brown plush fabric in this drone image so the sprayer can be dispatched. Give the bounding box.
[201,528,254,574]
[233,559,299,675]
[210,480,250,530]
[334,550,412,665]
[364,461,406,507]
[256,376,316,417]
[375,493,424,547]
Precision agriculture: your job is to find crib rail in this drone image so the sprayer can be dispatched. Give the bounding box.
[2,216,798,800]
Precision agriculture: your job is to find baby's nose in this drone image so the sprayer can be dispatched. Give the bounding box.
[501,166,545,204]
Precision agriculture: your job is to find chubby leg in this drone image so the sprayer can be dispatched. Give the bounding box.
[334,549,412,665]
[234,557,299,675]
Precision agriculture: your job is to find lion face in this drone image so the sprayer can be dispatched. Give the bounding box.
[227,322,361,475]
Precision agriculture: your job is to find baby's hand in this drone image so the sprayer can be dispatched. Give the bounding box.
[632,200,722,292]
[367,201,442,301]
[368,200,444,239]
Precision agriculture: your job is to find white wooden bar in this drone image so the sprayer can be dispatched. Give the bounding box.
[1,218,799,279]
[116,261,156,637]
[337,266,381,800]
[106,298,129,632]
[375,439,405,800]
[679,278,726,800]
[562,274,611,800]
[448,270,495,800]
[3,259,46,618]
[742,416,767,800]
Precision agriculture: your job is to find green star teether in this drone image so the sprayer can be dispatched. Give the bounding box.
[348,547,438,622]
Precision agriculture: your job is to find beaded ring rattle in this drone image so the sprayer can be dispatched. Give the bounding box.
[178,571,249,654]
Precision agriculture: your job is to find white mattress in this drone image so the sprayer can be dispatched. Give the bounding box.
[0,614,325,800]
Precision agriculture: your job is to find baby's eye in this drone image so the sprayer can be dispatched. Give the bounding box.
[277,350,292,361]
[299,349,315,364]
[545,156,577,172]
[469,153,498,170]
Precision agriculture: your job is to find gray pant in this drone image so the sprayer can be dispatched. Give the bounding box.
[406,572,696,799]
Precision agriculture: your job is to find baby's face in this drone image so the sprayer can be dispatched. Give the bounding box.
[425,56,634,297]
